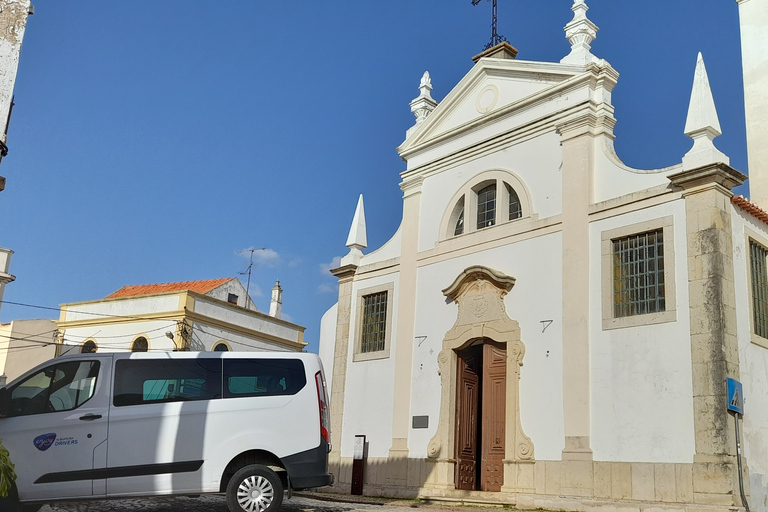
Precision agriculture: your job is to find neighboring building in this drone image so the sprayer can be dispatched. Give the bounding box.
[0,318,56,384]
[57,277,305,355]
[0,0,33,306]
[319,2,768,511]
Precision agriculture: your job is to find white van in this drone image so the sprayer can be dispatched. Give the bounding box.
[0,351,333,512]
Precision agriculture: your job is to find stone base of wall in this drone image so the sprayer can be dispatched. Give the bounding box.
[326,456,748,511]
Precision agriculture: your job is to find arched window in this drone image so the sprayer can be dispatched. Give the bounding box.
[213,342,230,352]
[440,170,533,240]
[131,336,149,352]
[81,340,97,353]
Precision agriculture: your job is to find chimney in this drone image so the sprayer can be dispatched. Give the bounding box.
[269,280,282,319]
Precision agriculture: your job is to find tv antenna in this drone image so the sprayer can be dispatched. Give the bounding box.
[472,0,507,50]
[239,247,266,299]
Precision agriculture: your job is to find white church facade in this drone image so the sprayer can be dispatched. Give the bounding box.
[318,1,768,510]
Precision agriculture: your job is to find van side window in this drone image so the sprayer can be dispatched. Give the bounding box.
[113,359,222,407]
[223,359,306,398]
[9,361,100,417]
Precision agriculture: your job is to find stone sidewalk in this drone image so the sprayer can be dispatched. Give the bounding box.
[40,492,498,512]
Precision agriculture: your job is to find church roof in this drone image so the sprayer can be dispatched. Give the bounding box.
[732,195,768,226]
[106,277,234,299]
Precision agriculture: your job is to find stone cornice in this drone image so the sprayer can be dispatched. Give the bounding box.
[0,271,15,285]
[556,106,617,141]
[668,162,747,192]
[330,264,358,280]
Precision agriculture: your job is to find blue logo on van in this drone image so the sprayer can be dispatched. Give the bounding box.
[33,433,56,451]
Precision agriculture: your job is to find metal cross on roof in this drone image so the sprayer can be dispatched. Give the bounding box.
[472,0,507,50]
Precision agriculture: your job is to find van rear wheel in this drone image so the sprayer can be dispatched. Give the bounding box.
[226,464,283,512]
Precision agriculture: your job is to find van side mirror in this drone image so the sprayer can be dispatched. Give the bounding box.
[0,387,8,418]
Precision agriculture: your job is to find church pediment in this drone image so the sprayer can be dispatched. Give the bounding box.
[399,59,581,154]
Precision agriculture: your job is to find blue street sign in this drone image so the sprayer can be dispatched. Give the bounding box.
[727,378,744,415]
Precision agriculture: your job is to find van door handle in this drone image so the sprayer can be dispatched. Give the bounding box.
[79,414,102,421]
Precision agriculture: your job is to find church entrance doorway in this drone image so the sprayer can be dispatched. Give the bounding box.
[454,340,506,492]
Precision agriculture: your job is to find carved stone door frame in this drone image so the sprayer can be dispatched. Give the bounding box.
[426,266,534,494]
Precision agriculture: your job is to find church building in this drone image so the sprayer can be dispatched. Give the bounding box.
[318,1,768,510]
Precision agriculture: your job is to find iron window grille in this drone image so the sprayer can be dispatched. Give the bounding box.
[361,291,388,353]
[612,229,665,318]
[750,240,768,339]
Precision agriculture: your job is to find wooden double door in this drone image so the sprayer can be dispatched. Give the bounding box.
[454,340,506,492]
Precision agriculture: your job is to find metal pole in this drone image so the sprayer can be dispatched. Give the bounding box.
[734,412,751,512]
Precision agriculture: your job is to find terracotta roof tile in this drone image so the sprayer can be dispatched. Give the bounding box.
[106,278,233,299]
[732,195,768,226]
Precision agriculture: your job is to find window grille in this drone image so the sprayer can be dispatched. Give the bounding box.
[477,184,496,229]
[361,291,388,353]
[612,229,665,318]
[508,185,522,220]
[750,241,768,338]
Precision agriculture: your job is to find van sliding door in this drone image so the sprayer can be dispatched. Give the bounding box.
[106,357,221,496]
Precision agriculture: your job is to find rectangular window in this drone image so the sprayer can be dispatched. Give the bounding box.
[612,229,665,318]
[361,291,388,353]
[223,359,306,398]
[750,240,768,339]
[227,293,238,305]
[113,359,222,407]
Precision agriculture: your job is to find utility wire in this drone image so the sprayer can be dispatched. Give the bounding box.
[0,300,189,323]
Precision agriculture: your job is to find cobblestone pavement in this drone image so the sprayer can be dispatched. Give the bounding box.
[40,493,444,512]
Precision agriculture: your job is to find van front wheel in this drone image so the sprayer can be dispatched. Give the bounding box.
[226,465,284,512]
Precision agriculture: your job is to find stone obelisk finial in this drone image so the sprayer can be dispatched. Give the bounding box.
[561,0,599,66]
[682,53,729,171]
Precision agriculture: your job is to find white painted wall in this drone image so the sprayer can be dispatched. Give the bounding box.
[409,232,565,460]
[63,295,180,322]
[729,206,768,511]
[359,224,402,267]
[340,273,399,458]
[318,303,338,394]
[593,138,682,203]
[193,297,301,343]
[737,0,768,208]
[207,279,258,311]
[189,321,292,352]
[589,201,696,463]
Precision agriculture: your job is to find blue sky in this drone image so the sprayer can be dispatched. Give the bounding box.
[0,1,748,353]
